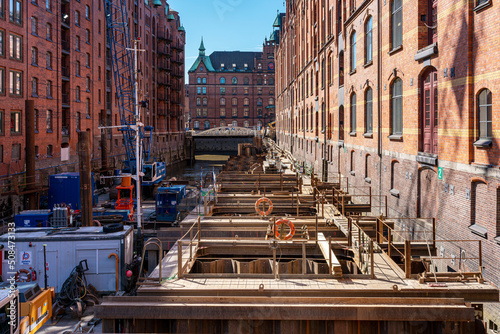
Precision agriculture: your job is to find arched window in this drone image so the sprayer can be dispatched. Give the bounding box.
[204,121,210,129]
[321,59,326,88]
[220,97,226,106]
[339,51,344,87]
[196,97,201,106]
[477,89,492,141]
[350,93,357,133]
[202,77,207,84]
[232,77,237,85]
[243,120,249,128]
[391,78,403,135]
[194,121,200,129]
[268,98,274,106]
[365,154,371,180]
[365,17,373,64]
[232,98,238,106]
[327,53,332,85]
[365,88,373,134]
[257,98,262,106]
[76,86,81,102]
[220,77,226,85]
[197,78,201,84]
[350,31,357,72]
[269,78,274,85]
[220,120,226,127]
[244,77,249,85]
[202,98,207,106]
[391,0,403,49]
[391,160,399,191]
[244,98,249,106]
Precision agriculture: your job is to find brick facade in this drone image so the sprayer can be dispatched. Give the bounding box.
[275,0,500,327]
[188,39,276,131]
[0,0,185,214]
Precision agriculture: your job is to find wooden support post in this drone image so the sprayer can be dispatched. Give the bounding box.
[78,131,93,226]
[197,217,201,243]
[342,193,345,217]
[302,242,306,275]
[178,241,183,279]
[358,221,362,265]
[376,218,381,244]
[370,239,375,279]
[405,239,411,278]
[189,228,193,261]
[388,229,392,258]
[348,218,352,247]
[328,237,332,275]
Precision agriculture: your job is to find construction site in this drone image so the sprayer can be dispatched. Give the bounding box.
[94,140,499,334]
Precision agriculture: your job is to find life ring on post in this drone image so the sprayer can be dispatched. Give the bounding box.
[275,218,295,241]
[15,269,32,282]
[255,197,273,216]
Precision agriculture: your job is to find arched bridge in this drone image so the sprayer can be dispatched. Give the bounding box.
[192,127,258,155]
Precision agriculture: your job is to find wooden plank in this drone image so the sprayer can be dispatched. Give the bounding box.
[317,233,342,276]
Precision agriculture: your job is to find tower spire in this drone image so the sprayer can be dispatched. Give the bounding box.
[199,37,206,56]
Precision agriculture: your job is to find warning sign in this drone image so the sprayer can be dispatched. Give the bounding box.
[20,251,32,265]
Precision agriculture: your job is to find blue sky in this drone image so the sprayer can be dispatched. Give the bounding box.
[167,0,285,77]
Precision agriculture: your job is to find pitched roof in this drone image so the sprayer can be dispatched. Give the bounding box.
[209,51,261,72]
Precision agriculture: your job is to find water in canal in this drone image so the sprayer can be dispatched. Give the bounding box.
[164,155,229,185]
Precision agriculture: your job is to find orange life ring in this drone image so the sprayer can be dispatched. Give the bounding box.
[15,269,32,282]
[275,218,295,240]
[255,197,273,216]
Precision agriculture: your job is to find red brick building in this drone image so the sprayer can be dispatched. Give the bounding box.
[275,0,499,328]
[188,39,276,131]
[0,0,185,215]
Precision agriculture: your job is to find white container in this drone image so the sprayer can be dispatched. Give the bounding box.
[0,226,133,293]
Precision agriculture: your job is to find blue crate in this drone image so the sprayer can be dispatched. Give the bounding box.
[15,210,52,227]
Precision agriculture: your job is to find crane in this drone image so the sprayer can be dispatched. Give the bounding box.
[103,0,166,187]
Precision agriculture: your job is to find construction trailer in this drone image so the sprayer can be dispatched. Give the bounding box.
[0,226,133,293]
[96,155,499,333]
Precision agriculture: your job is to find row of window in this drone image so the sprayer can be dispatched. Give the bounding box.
[195,108,266,118]
[0,143,55,162]
[195,97,274,107]
[193,120,263,130]
[197,86,275,96]
[287,83,492,143]
[0,108,89,138]
[196,77,275,86]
